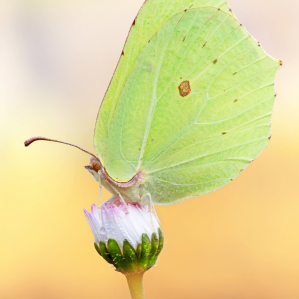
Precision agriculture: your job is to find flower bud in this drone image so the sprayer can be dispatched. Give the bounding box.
[84,198,164,274]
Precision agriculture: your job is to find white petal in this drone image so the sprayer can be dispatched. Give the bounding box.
[84,209,101,244]
[84,198,161,250]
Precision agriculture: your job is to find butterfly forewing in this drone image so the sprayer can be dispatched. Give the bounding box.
[94,0,233,167]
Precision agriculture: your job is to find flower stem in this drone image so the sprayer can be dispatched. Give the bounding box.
[126,272,145,299]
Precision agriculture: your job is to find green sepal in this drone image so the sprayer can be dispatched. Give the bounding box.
[99,241,113,264]
[148,228,164,267]
[139,233,151,271]
[123,240,137,273]
[107,239,127,272]
[156,228,164,257]
[148,232,159,268]
[94,242,102,256]
[136,243,142,260]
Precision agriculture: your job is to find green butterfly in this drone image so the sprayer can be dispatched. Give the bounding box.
[25,0,281,208]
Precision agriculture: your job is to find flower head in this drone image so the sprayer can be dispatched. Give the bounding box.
[84,198,163,274]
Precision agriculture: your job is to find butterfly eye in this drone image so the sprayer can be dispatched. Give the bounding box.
[92,160,101,172]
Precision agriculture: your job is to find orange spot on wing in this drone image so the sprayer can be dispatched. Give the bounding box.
[178,81,191,97]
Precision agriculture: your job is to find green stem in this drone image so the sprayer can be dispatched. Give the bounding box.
[126,272,145,299]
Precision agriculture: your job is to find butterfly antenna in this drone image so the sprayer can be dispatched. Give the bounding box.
[24,136,98,160]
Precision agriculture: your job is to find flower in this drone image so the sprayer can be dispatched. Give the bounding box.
[84,198,164,274]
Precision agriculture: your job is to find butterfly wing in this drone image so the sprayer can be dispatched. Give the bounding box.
[95,7,281,206]
[94,0,233,165]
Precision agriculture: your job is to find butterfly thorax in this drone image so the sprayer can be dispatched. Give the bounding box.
[85,156,148,205]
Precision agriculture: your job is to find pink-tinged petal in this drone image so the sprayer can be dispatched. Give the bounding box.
[91,204,98,214]
[91,204,101,222]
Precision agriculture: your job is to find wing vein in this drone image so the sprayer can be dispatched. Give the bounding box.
[138,18,181,165]
[197,94,274,125]
[194,33,250,85]
[204,44,261,98]
[185,19,239,78]
[208,65,278,101]
[148,120,271,168]
[148,137,267,174]
[151,176,233,186]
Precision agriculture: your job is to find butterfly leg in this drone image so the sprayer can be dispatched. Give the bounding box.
[141,193,160,229]
[151,202,160,226]
[110,185,129,214]
[98,195,116,209]
[149,197,160,227]
[97,171,103,205]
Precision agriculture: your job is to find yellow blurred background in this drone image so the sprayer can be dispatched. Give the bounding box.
[1,0,298,298]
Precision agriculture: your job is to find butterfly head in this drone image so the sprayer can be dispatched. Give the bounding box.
[86,156,102,172]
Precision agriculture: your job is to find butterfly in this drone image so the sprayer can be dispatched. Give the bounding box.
[25,0,281,209]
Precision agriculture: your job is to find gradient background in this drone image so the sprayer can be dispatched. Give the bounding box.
[1,0,298,298]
